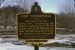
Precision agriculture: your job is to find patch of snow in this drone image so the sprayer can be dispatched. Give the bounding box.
[6,26,14,28]
[48,39,69,44]
[0,26,4,28]
[0,42,33,50]
[71,41,75,43]
[56,28,66,30]
[0,42,17,47]
[48,34,75,44]
[0,38,5,43]
[0,38,75,50]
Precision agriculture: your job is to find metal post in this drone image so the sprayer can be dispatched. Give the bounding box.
[34,44,39,50]
[32,43,43,50]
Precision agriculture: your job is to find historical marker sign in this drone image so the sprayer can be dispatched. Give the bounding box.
[17,14,55,39]
[17,2,55,43]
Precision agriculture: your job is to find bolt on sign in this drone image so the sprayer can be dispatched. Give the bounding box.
[16,2,56,43]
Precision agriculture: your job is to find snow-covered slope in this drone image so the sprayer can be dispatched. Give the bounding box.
[0,42,75,50]
[49,34,75,42]
[0,34,75,50]
[0,42,34,50]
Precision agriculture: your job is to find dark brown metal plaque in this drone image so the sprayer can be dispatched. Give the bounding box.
[17,13,55,40]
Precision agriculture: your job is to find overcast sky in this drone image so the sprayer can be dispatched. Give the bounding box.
[1,0,74,13]
[37,0,74,13]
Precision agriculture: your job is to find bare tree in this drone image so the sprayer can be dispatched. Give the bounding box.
[0,0,36,28]
[57,0,75,33]
[17,0,36,11]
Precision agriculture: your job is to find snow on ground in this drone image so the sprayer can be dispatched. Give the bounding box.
[0,38,5,43]
[0,34,75,50]
[0,42,75,50]
[48,34,75,44]
[48,39,69,43]
[57,34,75,38]
[0,41,33,50]
[0,38,75,50]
